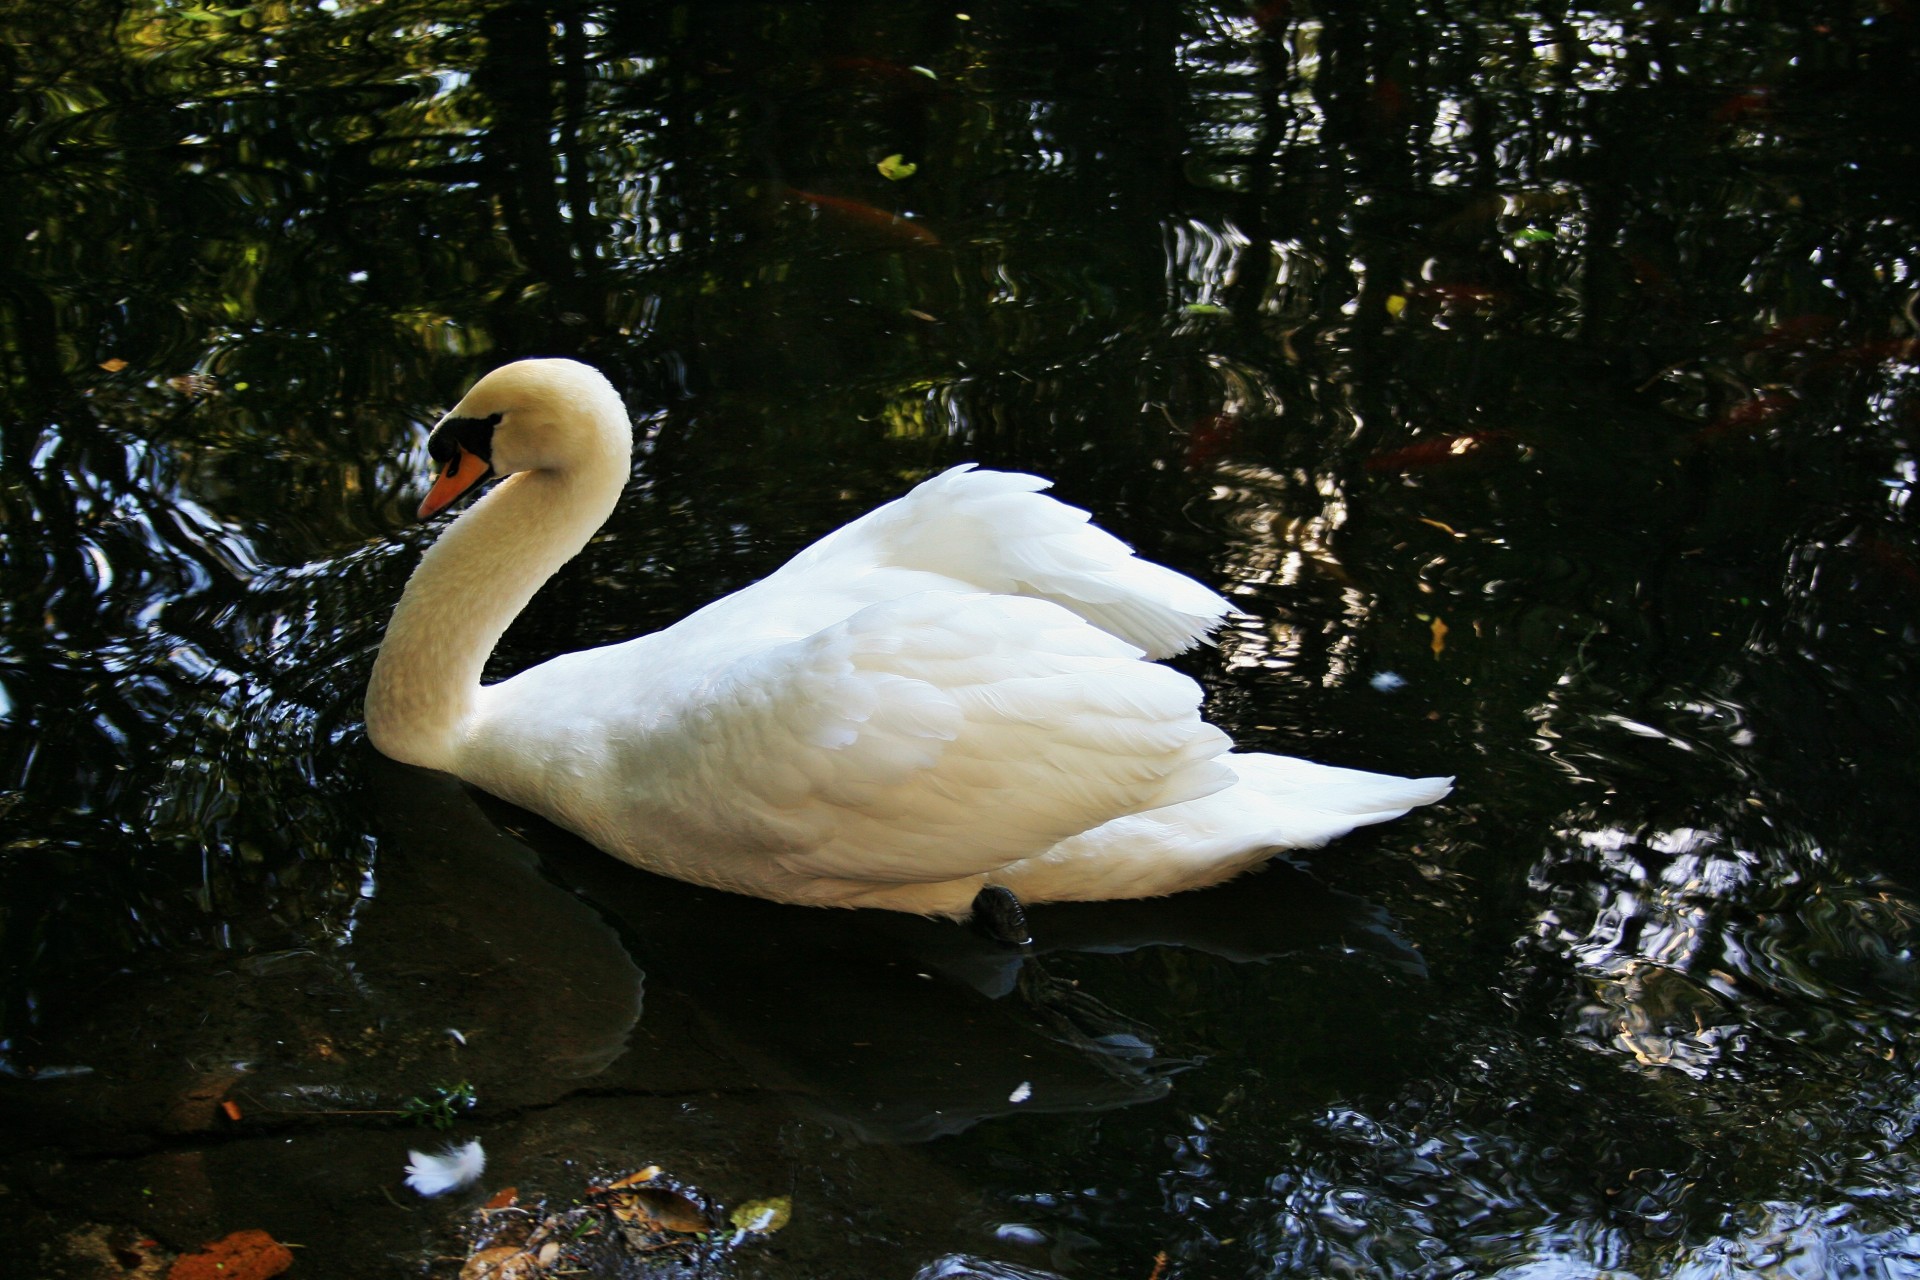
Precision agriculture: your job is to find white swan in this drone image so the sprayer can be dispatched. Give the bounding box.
[366,359,1450,921]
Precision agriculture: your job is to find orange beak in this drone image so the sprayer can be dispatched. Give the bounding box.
[418,446,491,519]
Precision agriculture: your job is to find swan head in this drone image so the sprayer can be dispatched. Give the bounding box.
[418,358,631,518]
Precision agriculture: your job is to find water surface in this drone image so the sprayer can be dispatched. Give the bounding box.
[3,2,1919,1277]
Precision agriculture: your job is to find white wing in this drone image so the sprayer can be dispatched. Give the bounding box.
[591,590,1235,887]
[779,466,1231,659]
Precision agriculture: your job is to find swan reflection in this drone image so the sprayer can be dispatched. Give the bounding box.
[369,767,1429,1143]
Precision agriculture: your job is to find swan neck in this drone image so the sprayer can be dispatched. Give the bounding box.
[366,454,626,769]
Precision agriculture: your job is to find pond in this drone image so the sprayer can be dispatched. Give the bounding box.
[3,1,1919,1276]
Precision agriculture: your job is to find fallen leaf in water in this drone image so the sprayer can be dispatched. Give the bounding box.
[592,1165,710,1233]
[1182,411,1242,469]
[618,1187,711,1233]
[1713,86,1772,123]
[459,1166,769,1274]
[1818,338,1920,371]
[481,1186,519,1212]
[598,1165,661,1192]
[785,188,941,246]
[166,1229,292,1280]
[99,358,129,372]
[1251,0,1292,30]
[1692,393,1792,446]
[458,1246,540,1280]
[729,1196,793,1235]
[1430,617,1450,657]
[1742,313,1837,352]
[166,373,219,397]
[1372,76,1407,120]
[1849,533,1920,594]
[220,1100,242,1121]
[1399,282,1509,314]
[877,153,918,180]
[1367,432,1509,473]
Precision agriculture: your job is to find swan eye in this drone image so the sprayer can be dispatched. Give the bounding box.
[426,412,502,469]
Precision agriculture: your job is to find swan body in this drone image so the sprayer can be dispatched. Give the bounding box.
[367,359,1450,918]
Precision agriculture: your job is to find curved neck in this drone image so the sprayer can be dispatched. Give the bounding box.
[366,439,629,770]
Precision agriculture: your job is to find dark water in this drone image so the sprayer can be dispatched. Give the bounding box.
[4,1,1920,1276]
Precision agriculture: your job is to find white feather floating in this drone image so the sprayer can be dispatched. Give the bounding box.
[405,1139,486,1197]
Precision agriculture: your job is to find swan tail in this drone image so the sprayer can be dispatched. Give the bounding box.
[1217,752,1454,841]
[791,465,1231,659]
[994,752,1452,903]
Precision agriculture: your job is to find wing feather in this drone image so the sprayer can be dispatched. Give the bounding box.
[781,466,1232,659]
[619,590,1233,887]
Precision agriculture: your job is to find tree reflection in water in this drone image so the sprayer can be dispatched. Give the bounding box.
[1,2,1917,1276]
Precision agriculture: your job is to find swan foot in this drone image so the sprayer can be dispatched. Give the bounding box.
[970,885,1032,946]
